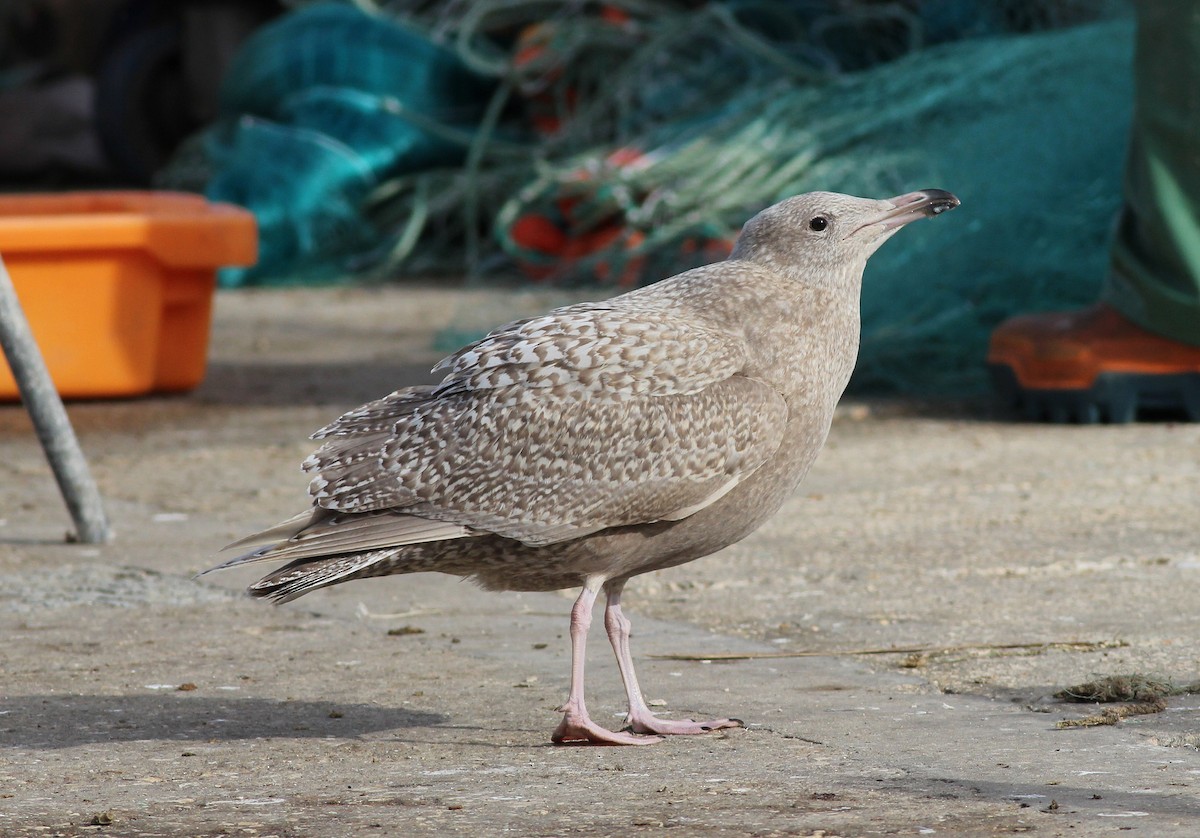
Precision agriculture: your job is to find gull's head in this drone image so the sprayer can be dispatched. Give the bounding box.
[730,189,960,285]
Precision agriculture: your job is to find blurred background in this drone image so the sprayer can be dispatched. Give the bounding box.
[0,0,1135,394]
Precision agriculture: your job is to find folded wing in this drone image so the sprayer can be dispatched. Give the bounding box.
[304,299,787,547]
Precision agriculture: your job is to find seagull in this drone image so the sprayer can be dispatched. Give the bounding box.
[211,189,959,744]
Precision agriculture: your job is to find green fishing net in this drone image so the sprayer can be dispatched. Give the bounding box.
[161,0,1134,393]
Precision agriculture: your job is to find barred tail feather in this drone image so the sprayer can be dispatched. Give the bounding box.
[247,550,397,603]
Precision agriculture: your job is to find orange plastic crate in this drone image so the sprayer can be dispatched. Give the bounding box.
[0,191,257,399]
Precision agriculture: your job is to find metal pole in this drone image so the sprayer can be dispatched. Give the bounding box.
[0,253,111,543]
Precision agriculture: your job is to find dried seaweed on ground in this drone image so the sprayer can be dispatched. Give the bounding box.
[1056,699,1168,728]
[1055,674,1200,703]
[1054,673,1200,729]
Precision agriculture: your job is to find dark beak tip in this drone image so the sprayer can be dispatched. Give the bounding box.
[919,188,961,215]
[863,188,961,234]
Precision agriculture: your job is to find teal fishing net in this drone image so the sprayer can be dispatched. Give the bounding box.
[163,3,497,284]
[161,0,1134,393]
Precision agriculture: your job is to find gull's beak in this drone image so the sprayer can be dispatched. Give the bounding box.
[855,189,960,234]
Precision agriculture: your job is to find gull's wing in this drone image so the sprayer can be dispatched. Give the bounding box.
[304,295,789,547]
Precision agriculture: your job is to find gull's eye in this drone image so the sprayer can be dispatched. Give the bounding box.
[809,216,829,232]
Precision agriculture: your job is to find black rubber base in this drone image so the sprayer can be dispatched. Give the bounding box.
[989,364,1200,424]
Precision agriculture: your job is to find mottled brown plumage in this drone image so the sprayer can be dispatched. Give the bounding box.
[212,189,958,744]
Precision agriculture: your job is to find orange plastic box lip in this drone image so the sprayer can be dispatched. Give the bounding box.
[0,190,257,268]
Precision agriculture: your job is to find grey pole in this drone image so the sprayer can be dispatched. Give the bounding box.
[0,253,111,543]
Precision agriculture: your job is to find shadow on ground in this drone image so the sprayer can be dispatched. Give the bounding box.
[918,776,1200,821]
[196,361,439,408]
[0,694,446,749]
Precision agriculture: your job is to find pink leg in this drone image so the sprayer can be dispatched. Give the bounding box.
[604,581,743,736]
[551,582,663,745]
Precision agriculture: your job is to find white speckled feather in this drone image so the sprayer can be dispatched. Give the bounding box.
[305,290,788,545]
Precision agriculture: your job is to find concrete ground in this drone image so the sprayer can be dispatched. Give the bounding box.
[2,285,1198,837]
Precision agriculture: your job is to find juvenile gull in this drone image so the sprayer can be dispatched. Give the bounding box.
[212,189,959,745]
